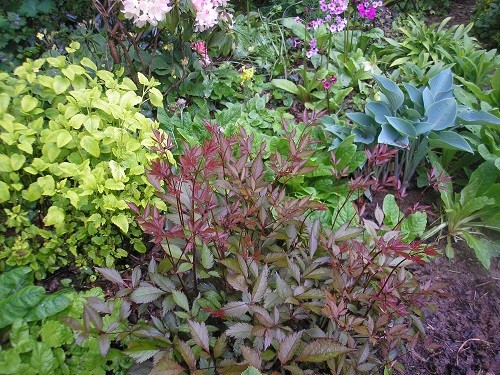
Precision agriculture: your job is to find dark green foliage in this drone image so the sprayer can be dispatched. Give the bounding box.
[0,267,133,374]
[472,0,500,48]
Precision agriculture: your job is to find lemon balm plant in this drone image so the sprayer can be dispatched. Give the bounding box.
[0,43,167,278]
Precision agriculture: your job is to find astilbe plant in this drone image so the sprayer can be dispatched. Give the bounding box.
[79,123,436,374]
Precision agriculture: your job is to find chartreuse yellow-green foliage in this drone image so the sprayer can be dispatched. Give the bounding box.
[0,42,166,279]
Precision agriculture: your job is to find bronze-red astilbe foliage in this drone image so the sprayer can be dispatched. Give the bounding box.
[85,122,435,374]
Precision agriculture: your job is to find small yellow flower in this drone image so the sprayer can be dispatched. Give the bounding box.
[180,56,189,66]
[36,32,44,40]
[163,43,173,51]
[240,66,254,85]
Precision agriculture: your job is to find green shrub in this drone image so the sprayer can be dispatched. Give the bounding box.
[0,267,132,374]
[472,0,500,48]
[0,44,166,278]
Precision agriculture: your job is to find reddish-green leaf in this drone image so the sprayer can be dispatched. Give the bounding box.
[149,355,185,375]
[95,267,126,286]
[188,320,210,353]
[277,331,303,365]
[252,265,268,303]
[240,345,262,370]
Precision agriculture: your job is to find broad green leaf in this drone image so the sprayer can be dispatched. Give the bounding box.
[53,76,71,95]
[80,136,100,157]
[296,339,352,362]
[271,79,299,95]
[130,287,165,303]
[0,267,33,299]
[111,214,129,233]
[25,294,71,321]
[11,153,26,171]
[0,285,45,328]
[22,181,43,201]
[0,181,10,203]
[383,194,400,228]
[43,206,65,228]
[31,342,55,375]
[401,212,427,242]
[21,95,39,113]
[148,87,163,107]
[462,233,497,269]
[428,68,453,97]
[125,341,160,363]
[172,290,189,311]
[56,130,73,148]
[241,367,263,375]
[80,57,98,71]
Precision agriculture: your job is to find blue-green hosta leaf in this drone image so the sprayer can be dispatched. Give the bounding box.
[366,101,391,124]
[429,68,453,97]
[403,83,423,108]
[414,121,435,135]
[457,109,500,125]
[346,112,375,128]
[378,124,409,147]
[429,131,473,153]
[352,127,375,144]
[373,74,404,111]
[422,87,434,109]
[425,98,457,130]
[385,117,417,137]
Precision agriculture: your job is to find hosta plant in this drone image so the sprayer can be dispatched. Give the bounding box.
[78,123,436,374]
[324,68,500,187]
[0,44,165,278]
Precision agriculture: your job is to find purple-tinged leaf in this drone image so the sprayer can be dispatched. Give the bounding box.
[213,333,227,358]
[240,345,262,370]
[95,267,126,286]
[309,219,320,258]
[83,305,102,331]
[277,330,304,365]
[188,320,210,353]
[226,323,254,339]
[125,341,160,363]
[131,267,142,288]
[148,355,185,375]
[222,301,249,317]
[98,333,110,356]
[251,265,268,303]
[174,337,196,370]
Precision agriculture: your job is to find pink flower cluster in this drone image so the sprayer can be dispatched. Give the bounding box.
[191,41,212,65]
[320,75,337,90]
[121,0,173,28]
[356,0,383,20]
[192,0,229,31]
